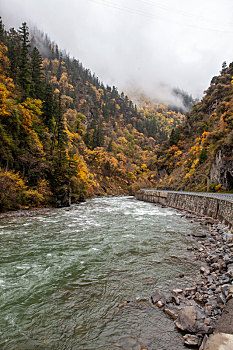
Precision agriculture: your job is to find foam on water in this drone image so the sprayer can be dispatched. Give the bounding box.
[0,196,209,350]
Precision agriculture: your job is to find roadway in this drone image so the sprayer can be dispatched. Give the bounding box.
[140,189,233,203]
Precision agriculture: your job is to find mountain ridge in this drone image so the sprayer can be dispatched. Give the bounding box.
[0,18,186,211]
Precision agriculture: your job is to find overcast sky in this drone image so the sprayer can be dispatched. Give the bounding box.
[1,0,233,103]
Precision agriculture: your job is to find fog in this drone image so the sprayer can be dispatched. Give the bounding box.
[1,0,233,103]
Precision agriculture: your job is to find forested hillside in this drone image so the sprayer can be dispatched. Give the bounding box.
[0,19,186,211]
[135,98,185,144]
[157,62,233,192]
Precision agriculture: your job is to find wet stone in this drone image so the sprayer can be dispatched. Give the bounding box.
[183,334,201,347]
[164,307,179,319]
[151,290,165,305]
[192,232,207,238]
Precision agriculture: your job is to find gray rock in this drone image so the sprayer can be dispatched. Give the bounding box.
[221,284,230,296]
[194,292,203,302]
[200,266,210,275]
[226,285,233,301]
[174,306,197,332]
[192,232,207,238]
[156,300,164,308]
[226,269,233,278]
[171,288,183,295]
[151,290,165,305]
[183,334,201,346]
[164,307,178,319]
[217,293,226,305]
[171,295,180,305]
[199,334,208,350]
[184,287,197,297]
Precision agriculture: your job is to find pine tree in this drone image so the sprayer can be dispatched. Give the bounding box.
[56,58,62,81]
[18,22,31,97]
[42,82,54,129]
[30,47,43,98]
[92,122,104,149]
[107,138,113,152]
[55,94,67,162]
[6,28,21,81]
[55,44,59,59]
[0,17,5,42]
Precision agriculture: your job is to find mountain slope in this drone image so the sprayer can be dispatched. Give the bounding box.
[0,19,186,211]
[156,62,233,192]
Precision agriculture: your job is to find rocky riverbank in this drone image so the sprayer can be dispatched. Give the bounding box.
[150,211,233,349]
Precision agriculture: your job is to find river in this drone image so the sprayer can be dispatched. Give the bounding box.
[0,196,208,349]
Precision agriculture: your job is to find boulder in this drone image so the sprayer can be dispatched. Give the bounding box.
[175,306,207,333]
[174,306,197,332]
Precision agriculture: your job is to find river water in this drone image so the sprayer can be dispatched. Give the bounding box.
[0,197,208,350]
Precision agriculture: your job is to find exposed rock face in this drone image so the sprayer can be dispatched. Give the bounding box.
[210,150,233,190]
[55,185,71,207]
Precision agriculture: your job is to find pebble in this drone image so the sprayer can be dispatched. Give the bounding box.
[183,334,201,346]
[150,212,233,347]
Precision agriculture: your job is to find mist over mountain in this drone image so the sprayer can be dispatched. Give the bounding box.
[0,18,188,211]
[1,0,233,107]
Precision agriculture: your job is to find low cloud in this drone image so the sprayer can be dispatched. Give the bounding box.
[1,0,233,105]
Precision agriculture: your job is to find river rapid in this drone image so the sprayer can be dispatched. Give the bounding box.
[0,197,209,350]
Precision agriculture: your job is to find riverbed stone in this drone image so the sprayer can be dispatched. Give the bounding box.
[200,266,210,275]
[199,334,208,350]
[151,290,166,305]
[156,300,164,308]
[183,334,201,346]
[192,232,207,238]
[203,333,233,350]
[136,190,233,347]
[164,307,179,319]
[171,295,180,305]
[171,288,183,295]
[174,306,198,332]
[221,284,230,296]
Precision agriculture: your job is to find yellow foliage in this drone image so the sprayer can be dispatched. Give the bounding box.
[19,99,44,154]
[168,176,174,185]
[0,168,27,210]
[191,158,199,169]
[141,163,148,172]
[184,168,195,180]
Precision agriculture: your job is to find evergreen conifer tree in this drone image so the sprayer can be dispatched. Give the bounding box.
[6,28,21,81]
[0,17,5,42]
[55,94,67,163]
[42,82,54,129]
[18,22,31,97]
[30,46,43,98]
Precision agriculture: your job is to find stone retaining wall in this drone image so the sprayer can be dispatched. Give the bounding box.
[136,190,233,230]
